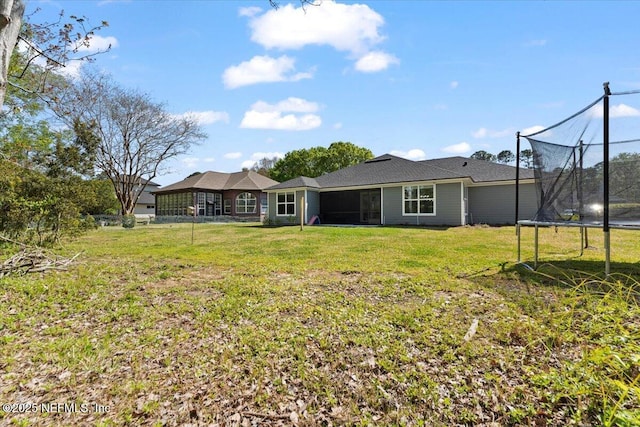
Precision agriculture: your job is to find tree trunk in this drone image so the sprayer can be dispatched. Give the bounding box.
[0,0,25,112]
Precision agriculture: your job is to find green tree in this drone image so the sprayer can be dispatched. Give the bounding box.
[270,142,373,182]
[470,150,497,162]
[322,141,374,171]
[610,152,640,203]
[0,150,100,246]
[0,69,114,244]
[496,149,515,165]
[520,149,534,169]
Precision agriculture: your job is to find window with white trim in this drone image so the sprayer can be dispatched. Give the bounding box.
[260,193,268,214]
[236,192,257,214]
[224,199,231,214]
[403,185,435,215]
[277,192,296,216]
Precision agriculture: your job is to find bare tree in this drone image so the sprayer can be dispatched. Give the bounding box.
[54,71,207,215]
[0,0,25,111]
[250,156,279,177]
[0,1,110,112]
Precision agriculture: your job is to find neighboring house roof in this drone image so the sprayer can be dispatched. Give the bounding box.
[137,191,156,205]
[118,175,160,187]
[267,154,535,191]
[154,170,279,194]
[141,178,160,187]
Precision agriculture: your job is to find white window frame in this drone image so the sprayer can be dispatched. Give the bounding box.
[402,184,436,216]
[260,193,268,215]
[276,191,296,216]
[223,199,231,214]
[236,192,257,214]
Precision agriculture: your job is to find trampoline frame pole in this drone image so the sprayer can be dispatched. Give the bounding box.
[517,224,521,263]
[515,132,520,230]
[603,82,611,276]
[534,224,539,269]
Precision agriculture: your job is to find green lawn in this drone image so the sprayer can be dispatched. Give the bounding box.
[1,224,638,426]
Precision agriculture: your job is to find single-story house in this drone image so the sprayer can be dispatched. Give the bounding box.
[265,154,537,226]
[154,170,278,218]
[134,178,160,217]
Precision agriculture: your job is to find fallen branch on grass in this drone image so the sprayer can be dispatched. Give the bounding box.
[0,247,81,278]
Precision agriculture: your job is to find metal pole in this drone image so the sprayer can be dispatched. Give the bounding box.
[603,82,611,276]
[517,223,521,263]
[515,132,521,232]
[580,139,589,249]
[192,192,196,245]
[534,224,539,269]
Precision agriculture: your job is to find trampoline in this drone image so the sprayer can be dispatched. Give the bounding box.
[516,82,640,274]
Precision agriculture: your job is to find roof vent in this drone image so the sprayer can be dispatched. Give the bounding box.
[365,158,392,164]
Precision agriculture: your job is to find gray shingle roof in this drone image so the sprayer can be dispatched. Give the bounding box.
[155,170,279,194]
[266,154,534,190]
[420,156,535,182]
[267,176,321,190]
[136,191,156,205]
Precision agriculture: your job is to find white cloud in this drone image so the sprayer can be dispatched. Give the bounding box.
[611,104,640,117]
[241,111,321,131]
[450,81,459,89]
[589,103,640,119]
[441,142,471,154]
[222,55,313,89]
[57,61,84,79]
[354,51,398,72]
[241,160,256,169]
[472,128,488,138]
[251,151,284,160]
[241,151,284,169]
[72,35,119,53]
[181,157,200,168]
[179,156,215,171]
[520,125,546,136]
[224,152,242,159]
[390,149,427,161]
[247,1,384,54]
[239,6,262,17]
[245,1,395,73]
[240,97,322,131]
[333,122,343,129]
[472,127,513,139]
[252,97,319,113]
[178,111,230,125]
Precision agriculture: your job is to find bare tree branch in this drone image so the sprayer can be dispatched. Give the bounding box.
[51,70,207,215]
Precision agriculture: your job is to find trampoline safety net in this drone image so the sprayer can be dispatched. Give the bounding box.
[521,89,640,227]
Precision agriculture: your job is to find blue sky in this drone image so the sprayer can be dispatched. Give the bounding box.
[30,0,640,186]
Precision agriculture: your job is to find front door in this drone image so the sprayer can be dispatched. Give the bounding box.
[360,189,381,224]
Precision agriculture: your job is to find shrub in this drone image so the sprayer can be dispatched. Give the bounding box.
[122,214,136,229]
